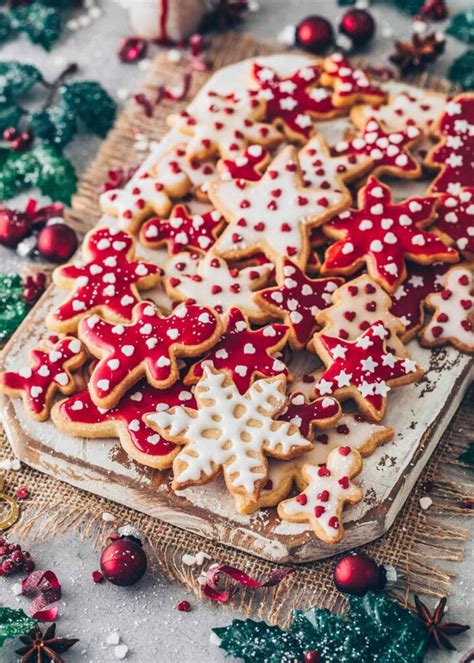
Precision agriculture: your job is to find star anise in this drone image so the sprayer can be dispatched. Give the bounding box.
[414,595,470,651]
[390,32,445,75]
[200,0,249,32]
[15,623,79,663]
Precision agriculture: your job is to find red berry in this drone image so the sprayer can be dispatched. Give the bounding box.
[177,600,192,612]
[24,559,35,572]
[92,570,104,583]
[11,550,23,563]
[16,486,29,500]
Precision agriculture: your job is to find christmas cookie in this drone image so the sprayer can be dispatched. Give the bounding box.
[249,62,340,142]
[52,379,196,469]
[0,337,88,421]
[432,188,474,260]
[277,446,363,544]
[425,93,474,195]
[140,205,225,255]
[312,321,423,422]
[321,176,458,293]
[47,226,161,334]
[150,143,218,200]
[144,365,313,513]
[167,91,283,161]
[333,118,422,179]
[298,134,371,196]
[321,53,387,108]
[218,144,270,182]
[316,274,407,357]
[185,307,290,394]
[391,263,448,341]
[254,413,393,511]
[165,252,273,323]
[255,258,343,350]
[78,301,222,409]
[419,265,474,354]
[208,145,348,269]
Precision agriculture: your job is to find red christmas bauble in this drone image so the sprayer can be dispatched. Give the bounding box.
[0,208,32,248]
[296,15,333,54]
[305,650,320,663]
[421,0,448,21]
[333,553,386,596]
[100,534,147,587]
[37,222,78,262]
[339,9,376,47]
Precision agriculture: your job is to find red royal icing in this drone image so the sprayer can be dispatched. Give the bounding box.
[187,307,289,394]
[49,227,161,329]
[322,176,457,292]
[220,144,269,182]
[278,392,341,437]
[434,188,474,257]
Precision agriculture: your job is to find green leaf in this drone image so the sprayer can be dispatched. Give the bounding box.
[458,442,474,467]
[0,61,42,100]
[10,3,61,51]
[213,592,429,663]
[0,275,28,344]
[28,104,77,150]
[62,81,116,138]
[448,49,474,91]
[0,607,36,648]
[447,8,474,44]
[0,149,32,200]
[0,102,22,132]
[28,144,77,202]
[0,12,12,43]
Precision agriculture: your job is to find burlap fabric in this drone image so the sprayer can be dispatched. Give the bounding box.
[1,33,473,627]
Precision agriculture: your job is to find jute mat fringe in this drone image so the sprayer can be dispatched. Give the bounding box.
[1,32,472,627]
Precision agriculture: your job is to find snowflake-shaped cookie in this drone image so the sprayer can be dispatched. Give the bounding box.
[255,258,343,350]
[333,118,422,179]
[47,227,161,334]
[321,176,458,293]
[278,446,363,543]
[209,145,347,268]
[321,53,387,108]
[167,91,283,161]
[250,62,339,142]
[145,366,313,513]
[316,274,407,357]
[390,263,448,341]
[419,265,474,353]
[52,380,196,469]
[185,307,290,394]
[166,252,273,323]
[140,205,224,255]
[433,188,474,260]
[425,94,474,195]
[312,321,423,421]
[78,301,222,408]
[0,337,87,421]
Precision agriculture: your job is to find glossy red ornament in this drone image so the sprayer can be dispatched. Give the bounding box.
[177,600,192,612]
[37,222,78,263]
[421,0,448,21]
[100,530,147,587]
[305,650,320,663]
[296,15,333,54]
[339,8,376,47]
[0,208,32,248]
[118,36,148,63]
[333,553,386,596]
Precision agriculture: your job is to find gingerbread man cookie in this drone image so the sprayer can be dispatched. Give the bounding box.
[333,118,422,179]
[312,321,423,422]
[255,258,343,350]
[185,307,290,394]
[425,94,474,195]
[47,226,161,334]
[321,176,458,293]
[249,62,340,142]
[419,265,474,354]
[167,91,283,161]
[145,366,313,513]
[209,145,348,269]
[52,379,196,469]
[321,53,387,108]
[433,188,474,260]
[0,337,88,421]
[316,274,407,357]
[78,301,222,409]
[165,252,273,323]
[140,205,225,255]
[277,446,363,544]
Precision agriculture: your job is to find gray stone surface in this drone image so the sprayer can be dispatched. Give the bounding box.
[0,1,472,661]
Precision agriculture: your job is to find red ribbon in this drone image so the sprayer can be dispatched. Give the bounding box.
[21,570,62,621]
[202,563,294,603]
